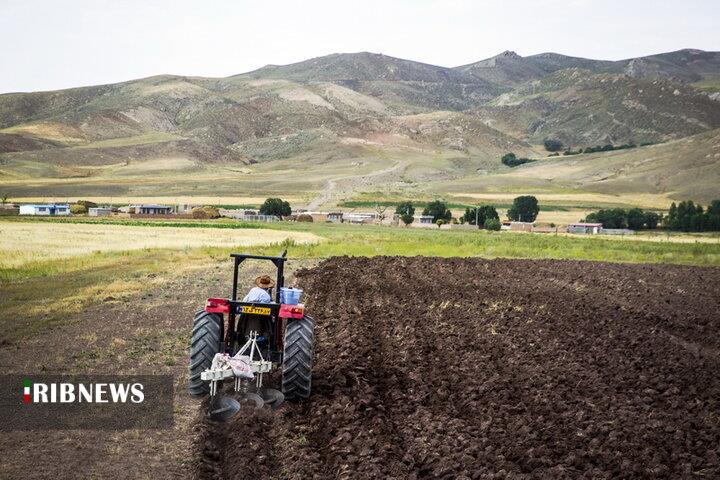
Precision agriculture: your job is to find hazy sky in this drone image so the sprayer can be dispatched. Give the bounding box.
[1,0,718,93]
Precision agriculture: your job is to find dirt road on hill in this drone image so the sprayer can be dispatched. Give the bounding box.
[305,161,405,210]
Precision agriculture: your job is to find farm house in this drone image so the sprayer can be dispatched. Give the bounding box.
[509,221,534,232]
[130,204,174,215]
[327,212,343,223]
[567,222,603,234]
[88,207,113,216]
[344,212,376,224]
[414,215,435,225]
[18,204,70,216]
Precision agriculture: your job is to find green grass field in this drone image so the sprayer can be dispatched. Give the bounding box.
[2,216,718,339]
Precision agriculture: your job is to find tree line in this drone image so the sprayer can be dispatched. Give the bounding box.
[395,196,541,228]
[665,200,720,232]
[583,208,660,230]
[583,200,720,232]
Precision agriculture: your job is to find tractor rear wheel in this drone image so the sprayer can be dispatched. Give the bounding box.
[281,315,314,400]
[188,310,223,397]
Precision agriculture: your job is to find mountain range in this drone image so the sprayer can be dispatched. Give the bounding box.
[1,48,719,205]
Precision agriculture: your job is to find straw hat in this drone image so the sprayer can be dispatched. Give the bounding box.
[255,275,275,289]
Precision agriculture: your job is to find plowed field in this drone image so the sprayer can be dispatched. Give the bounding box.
[194,257,720,479]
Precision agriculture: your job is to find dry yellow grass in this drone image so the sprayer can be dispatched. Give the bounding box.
[7,195,303,205]
[0,121,85,144]
[0,222,322,269]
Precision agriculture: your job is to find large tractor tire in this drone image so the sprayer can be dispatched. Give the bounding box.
[281,315,315,401]
[188,311,223,397]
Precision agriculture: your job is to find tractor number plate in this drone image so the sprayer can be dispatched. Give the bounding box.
[240,306,271,315]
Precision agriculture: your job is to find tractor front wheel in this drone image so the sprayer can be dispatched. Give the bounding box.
[281,315,314,400]
[188,310,223,397]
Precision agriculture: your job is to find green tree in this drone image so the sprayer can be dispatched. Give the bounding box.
[706,200,720,231]
[422,200,452,223]
[643,211,660,229]
[626,208,645,230]
[666,202,678,230]
[400,214,414,226]
[1,193,8,204]
[395,202,415,217]
[543,138,563,152]
[259,198,291,218]
[462,205,499,227]
[435,219,446,228]
[484,218,501,231]
[507,196,539,223]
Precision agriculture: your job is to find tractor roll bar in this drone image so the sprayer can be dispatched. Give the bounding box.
[230,250,287,303]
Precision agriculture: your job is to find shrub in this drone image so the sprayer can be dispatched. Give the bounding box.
[507,196,539,223]
[259,198,291,218]
[501,153,517,163]
[484,218,501,231]
[191,206,220,219]
[70,204,87,215]
[501,153,534,167]
[77,200,97,209]
[543,138,564,152]
[296,214,314,222]
[400,214,414,226]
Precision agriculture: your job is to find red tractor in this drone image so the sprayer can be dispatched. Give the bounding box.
[188,251,314,415]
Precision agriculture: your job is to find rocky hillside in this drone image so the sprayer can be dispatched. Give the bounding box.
[1,48,719,191]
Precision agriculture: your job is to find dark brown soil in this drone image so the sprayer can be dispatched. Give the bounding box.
[195,256,720,479]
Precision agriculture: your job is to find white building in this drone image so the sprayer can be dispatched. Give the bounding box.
[567,222,603,234]
[344,213,376,224]
[19,204,70,216]
[88,207,113,217]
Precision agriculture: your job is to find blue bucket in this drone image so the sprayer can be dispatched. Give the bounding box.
[280,287,303,305]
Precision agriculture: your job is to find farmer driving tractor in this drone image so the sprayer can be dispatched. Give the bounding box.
[242,275,275,303]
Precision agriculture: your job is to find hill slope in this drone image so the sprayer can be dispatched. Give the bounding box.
[475,69,720,145]
[434,128,720,205]
[1,48,719,206]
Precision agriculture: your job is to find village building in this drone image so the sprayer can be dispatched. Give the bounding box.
[219,209,279,222]
[344,213,376,224]
[327,212,344,223]
[129,204,174,215]
[509,221,535,232]
[88,207,113,217]
[0,203,19,216]
[19,204,71,216]
[414,215,435,225]
[567,222,603,234]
